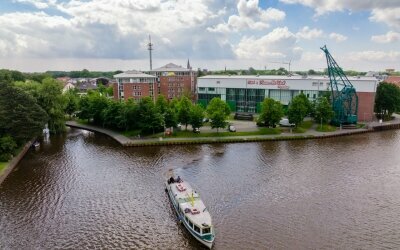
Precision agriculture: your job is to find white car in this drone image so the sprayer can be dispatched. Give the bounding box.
[279,118,295,127]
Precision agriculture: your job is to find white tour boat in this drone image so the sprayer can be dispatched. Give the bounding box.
[165,175,215,249]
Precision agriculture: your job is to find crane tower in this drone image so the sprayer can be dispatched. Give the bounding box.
[320,45,358,125]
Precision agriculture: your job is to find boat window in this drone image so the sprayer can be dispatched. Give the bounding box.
[188,220,193,228]
[185,216,188,222]
[194,225,201,234]
[202,227,211,234]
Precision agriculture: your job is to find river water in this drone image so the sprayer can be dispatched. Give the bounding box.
[1,128,400,249]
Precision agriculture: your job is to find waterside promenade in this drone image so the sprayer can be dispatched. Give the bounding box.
[66,117,400,147]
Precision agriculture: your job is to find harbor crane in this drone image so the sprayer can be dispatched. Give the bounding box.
[320,45,358,125]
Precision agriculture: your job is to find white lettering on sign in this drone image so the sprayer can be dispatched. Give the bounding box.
[247,79,289,88]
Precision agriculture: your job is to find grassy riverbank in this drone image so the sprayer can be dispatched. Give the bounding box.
[152,127,282,138]
[293,120,313,133]
[316,124,337,132]
[0,162,8,174]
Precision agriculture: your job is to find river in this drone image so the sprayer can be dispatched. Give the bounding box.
[1,128,400,249]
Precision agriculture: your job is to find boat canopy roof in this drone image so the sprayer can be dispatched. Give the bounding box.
[170,180,212,228]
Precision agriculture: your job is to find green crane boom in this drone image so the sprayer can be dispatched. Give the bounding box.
[320,45,358,125]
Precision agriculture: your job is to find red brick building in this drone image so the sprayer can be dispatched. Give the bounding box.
[113,70,157,101]
[149,62,197,100]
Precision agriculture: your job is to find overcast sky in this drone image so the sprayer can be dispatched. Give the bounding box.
[0,0,399,72]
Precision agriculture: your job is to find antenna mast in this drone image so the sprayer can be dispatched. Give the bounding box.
[147,35,153,70]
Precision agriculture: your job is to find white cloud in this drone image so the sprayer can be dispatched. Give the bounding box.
[235,27,302,60]
[0,0,236,61]
[348,50,400,62]
[279,0,400,15]
[329,33,348,42]
[371,31,400,43]
[12,0,56,9]
[370,8,400,30]
[207,0,285,33]
[296,26,324,40]
[280,0,400,30]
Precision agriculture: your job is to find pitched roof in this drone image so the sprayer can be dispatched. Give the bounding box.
[151,63,191,72]
[114,70,156,78]
[385,76,400,87]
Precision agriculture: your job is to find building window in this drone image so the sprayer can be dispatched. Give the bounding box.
[199,87,205,91]
[313,94,316,99]
[208,88,215,91]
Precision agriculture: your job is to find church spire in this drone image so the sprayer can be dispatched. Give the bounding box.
[187,59,191,69]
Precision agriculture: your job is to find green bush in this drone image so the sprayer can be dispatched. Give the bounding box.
[0,135,17,162]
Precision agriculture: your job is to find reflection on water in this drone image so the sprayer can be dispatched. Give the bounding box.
[1,128,400,249]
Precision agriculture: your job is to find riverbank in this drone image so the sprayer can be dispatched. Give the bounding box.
[66,118,400,147]
[0,140,33,185]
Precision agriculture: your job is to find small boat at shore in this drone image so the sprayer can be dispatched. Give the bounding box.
[32,141,40,149]
[165,174,215,249]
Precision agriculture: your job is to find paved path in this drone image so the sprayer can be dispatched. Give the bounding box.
[66,117,400,147]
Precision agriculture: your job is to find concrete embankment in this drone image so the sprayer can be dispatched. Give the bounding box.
[66,120,400,147]
[0,140,33,185]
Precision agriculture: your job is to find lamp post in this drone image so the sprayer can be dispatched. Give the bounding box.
[320,117,322,130]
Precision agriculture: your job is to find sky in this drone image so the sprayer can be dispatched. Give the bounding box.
[0,0,399,72]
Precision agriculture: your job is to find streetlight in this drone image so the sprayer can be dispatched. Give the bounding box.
[320,117,322,130]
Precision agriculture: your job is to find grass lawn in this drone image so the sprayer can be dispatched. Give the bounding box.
[292,120,313,133]
[121,130,142,137]
[316,124,337,132]
[356,123,366,129]
[0,162,8,174]
[153,127,282,138]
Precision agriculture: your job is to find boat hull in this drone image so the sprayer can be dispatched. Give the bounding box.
[165,182,214,249]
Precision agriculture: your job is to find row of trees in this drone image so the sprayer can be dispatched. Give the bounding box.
[257,93,334,128]
[73,91,231,134]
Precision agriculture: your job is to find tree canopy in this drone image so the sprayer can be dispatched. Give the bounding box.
[0,82,48,143]
[258,98,284,127]
[374,82,400,120]
[206,97,231,132]
[287,93,309,127]
[314,97,334,124]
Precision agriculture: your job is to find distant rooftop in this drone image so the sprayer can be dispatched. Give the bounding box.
[114,70,156,78]
[150,63,191,72]
[199,75,378,81]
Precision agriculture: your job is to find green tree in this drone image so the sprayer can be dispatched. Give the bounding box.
[0,135,17,161]
[37,78,67,133]
[155,95,168,115]
[88,92,109,126]
[64,89,79,118]
[189,104,205,130]
[314,97,334,125]
[137,97,163,134]
[77,95,92,122]
[374,82,400,120]
[287,94,308,127]
[177,96,192,130]
[164,107,178,128]
[0,82,48,143]
[257,98,284,127]
[206,97,231,132]
[102,100,123,129]
[297,93,312,115]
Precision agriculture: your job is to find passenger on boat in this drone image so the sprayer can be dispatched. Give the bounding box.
[176,176,182,183]
[168,176,175,184]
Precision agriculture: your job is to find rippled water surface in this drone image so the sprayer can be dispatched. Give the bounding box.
[1,128,400,249]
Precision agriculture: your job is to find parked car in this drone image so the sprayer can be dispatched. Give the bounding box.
[228,125,236,132]
[193,128,200,133]
[202,118,209,123]
[279,118,295,127]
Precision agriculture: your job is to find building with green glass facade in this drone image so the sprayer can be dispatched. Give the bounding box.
[197,75,378,121]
